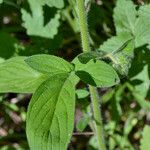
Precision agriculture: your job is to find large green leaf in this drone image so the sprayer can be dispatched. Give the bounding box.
[0,57,48,93]
[113,0,137,34]
[75,59,120,87]
[21,0,61,38]
[25,54,74,74]
[135,5,150,47]
[113,0,150,48]
[0,0,3,4]
[140,125,150,150]
[26,74,75,150]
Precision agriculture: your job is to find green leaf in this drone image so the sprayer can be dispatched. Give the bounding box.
[76,114,90,132]
[21,0,61,38]
[0,57,48,93]
[25,54,74,74]
[113,0,150,48]
[113,0,137,34]
[135,4,150,47]
[0,0,3,4]
[26,74,75,150]
[76,89,89,99]
[140,125,150,150]
[88,136,99,150]
[75,60,120,87]
[99,32,132,53]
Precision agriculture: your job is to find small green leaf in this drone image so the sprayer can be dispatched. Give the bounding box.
[25,54,74,74]
[0,57,48,93]
[76,114,90,132]
[27,74,75,150]
[76,89,89,99]
[75,60,120,87]
[88,136,99,150]
[140,125,150,150]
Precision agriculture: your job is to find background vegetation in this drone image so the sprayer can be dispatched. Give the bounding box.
[0,0,150,149]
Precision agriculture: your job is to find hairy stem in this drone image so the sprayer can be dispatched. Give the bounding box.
[76,0,91,52]
[89,86,106,150]
[76,0,106,150]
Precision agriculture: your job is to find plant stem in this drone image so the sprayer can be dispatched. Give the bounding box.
[89,86,106,150]
[76,0,91,53]
[76,0,106,150]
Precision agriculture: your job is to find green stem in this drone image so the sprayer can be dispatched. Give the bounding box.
[76,0,91,53]
[76,0,106,150]
[89,86,106,150]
